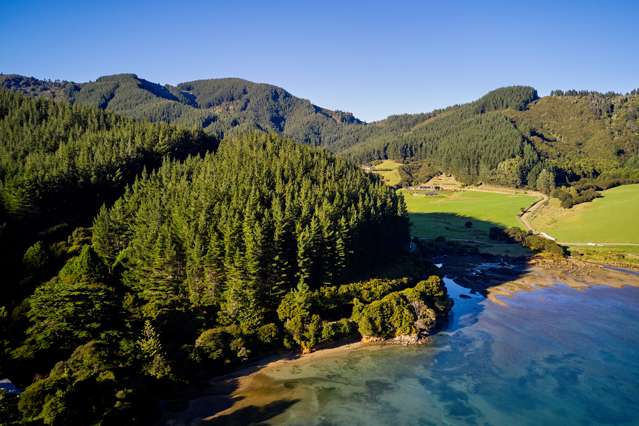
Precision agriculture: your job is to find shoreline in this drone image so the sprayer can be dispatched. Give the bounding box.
[478,256,639,306]
[163,255,639,425]
[161,341,378,425]
[222,256,639,373]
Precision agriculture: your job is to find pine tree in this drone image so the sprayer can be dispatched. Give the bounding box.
[537,169,556,194]
[138,320,172,379]
[269,198,294,303]
[219,250,265,332]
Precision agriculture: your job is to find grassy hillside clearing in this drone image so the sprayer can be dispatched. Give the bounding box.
[529,184,639,244]
[369,159,403,186]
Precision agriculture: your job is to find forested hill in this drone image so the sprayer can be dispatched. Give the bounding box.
[340,87,639,191]
[0,89,216,305]
[0,73,364,147]
[3,73,638,195]
[1,96,447,422]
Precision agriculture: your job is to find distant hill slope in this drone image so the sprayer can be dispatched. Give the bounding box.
[2,73,638,191]
[340,87,639,189]
[0,73,364,147]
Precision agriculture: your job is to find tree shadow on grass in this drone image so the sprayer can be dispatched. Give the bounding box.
[409,212,535,294]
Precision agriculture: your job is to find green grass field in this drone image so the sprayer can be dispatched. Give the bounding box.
[370,160,403,186]
[403,190,537,236]
[402,189,538,256]
[530,184,639,244]
[402,190,536,255]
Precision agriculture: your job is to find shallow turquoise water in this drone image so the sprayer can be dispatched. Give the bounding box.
[257,278,639,425]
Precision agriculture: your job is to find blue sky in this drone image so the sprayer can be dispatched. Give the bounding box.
[1,0,638,121]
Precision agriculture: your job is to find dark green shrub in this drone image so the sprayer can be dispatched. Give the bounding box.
[488,227,564,257]
[18,342,120,425]
[256,323,280,346]
[355,293,416,338]
[22,241,49,273]
[352,276,447,339]
[193,327,230,364]
[277,284,321,352]
[320,319,357,342]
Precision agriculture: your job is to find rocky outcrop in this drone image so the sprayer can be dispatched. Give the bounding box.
[411,299,437,334]
[361,334,430,345]
[359,293,441,346]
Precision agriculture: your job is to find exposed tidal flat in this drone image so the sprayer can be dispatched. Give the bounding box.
[165,261,639,426]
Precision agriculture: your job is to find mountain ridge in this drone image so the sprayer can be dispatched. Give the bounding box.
[0,73,365,147]
[2,72,638,194]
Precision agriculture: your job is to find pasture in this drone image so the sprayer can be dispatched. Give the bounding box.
[402,189,537,237]
[402,189,538,256]
[529,184,639,244]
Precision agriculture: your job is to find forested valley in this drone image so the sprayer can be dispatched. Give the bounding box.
[3,74,639,208]
[0,90,447,424]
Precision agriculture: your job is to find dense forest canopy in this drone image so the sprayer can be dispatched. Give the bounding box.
[91,133,410,327]
[342,86,542,181]
[0,92,446,423]
[0,89,216,303]
[0,89,214,220]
